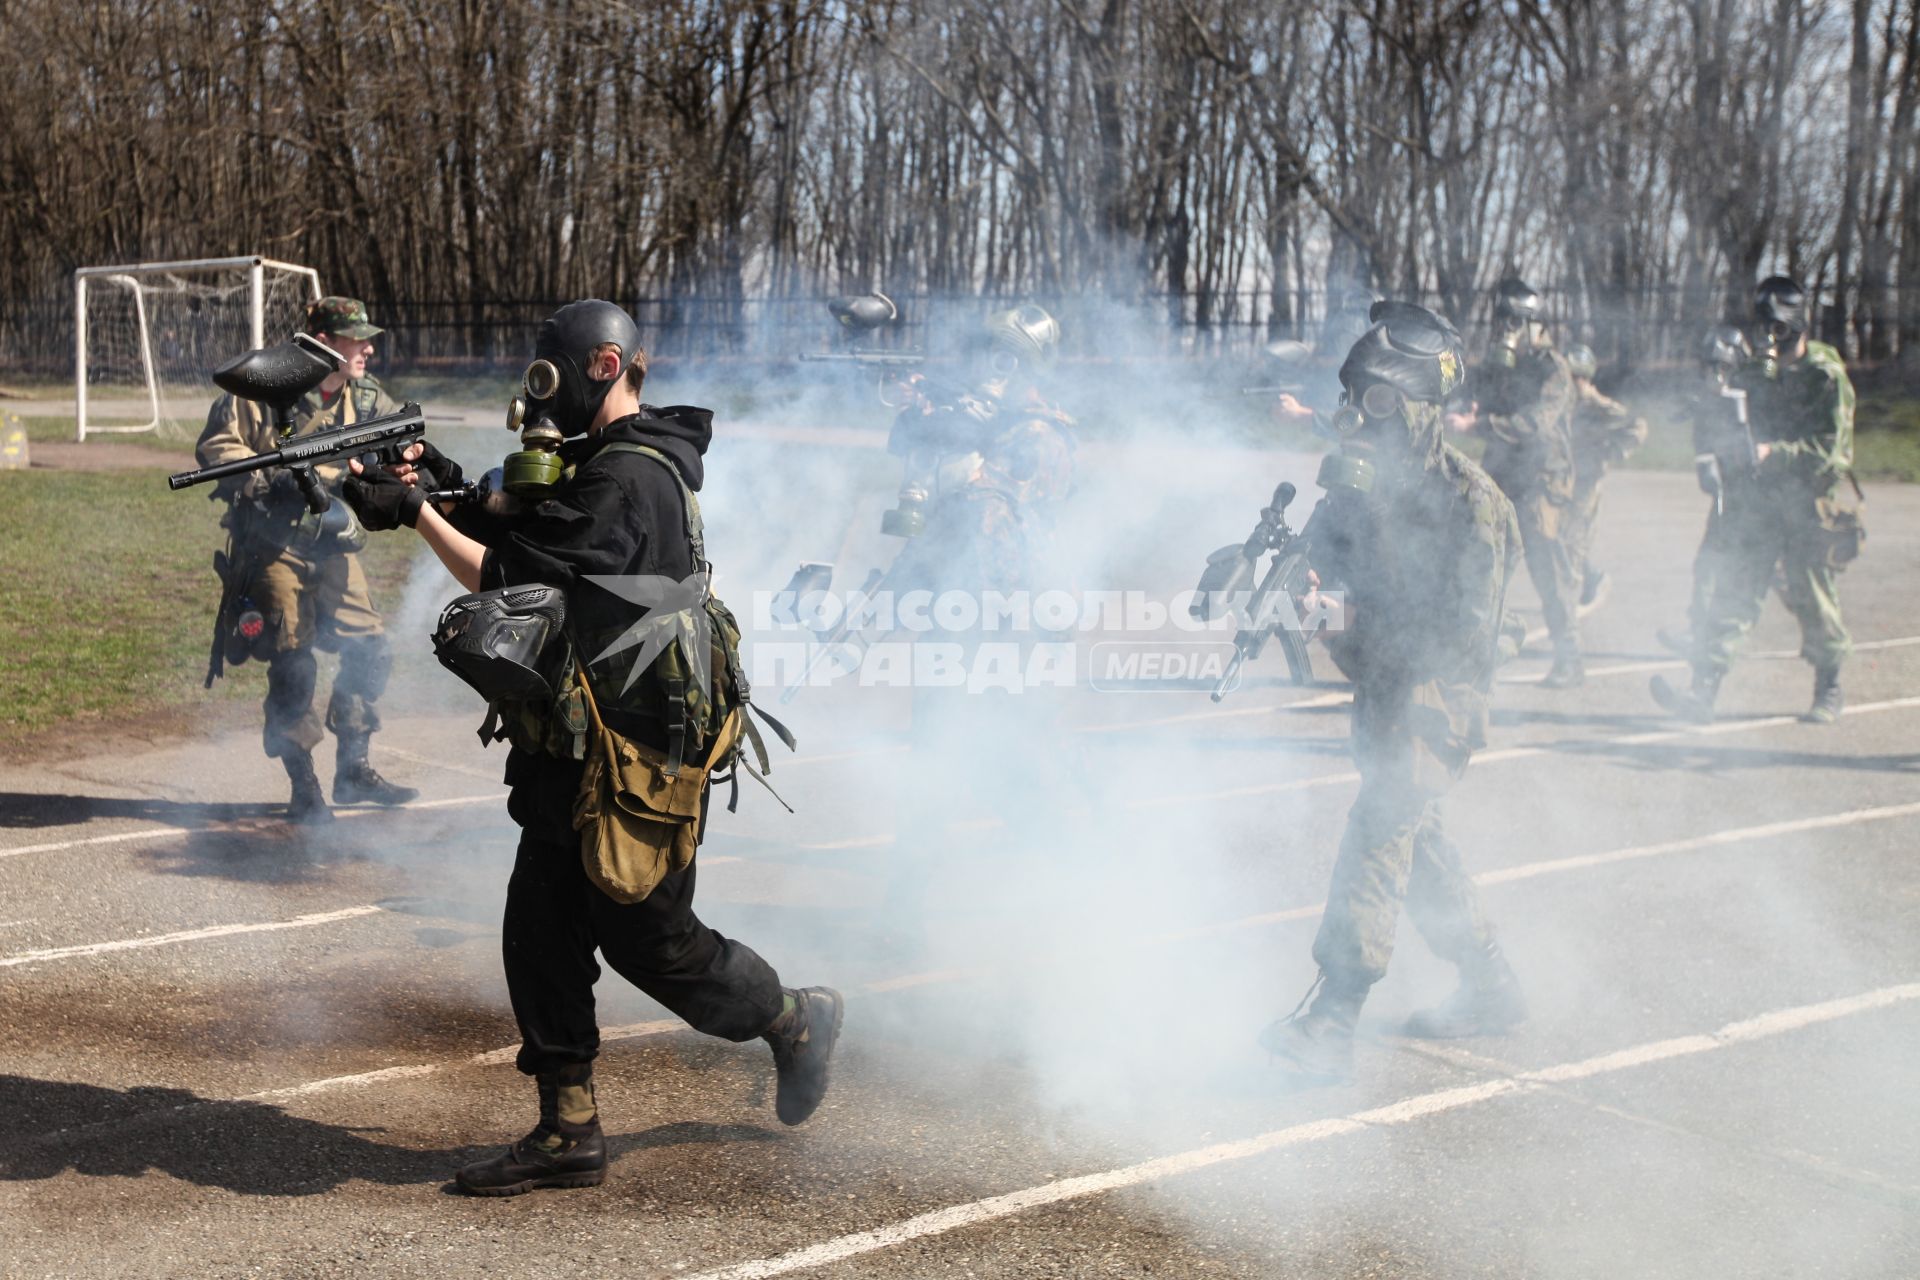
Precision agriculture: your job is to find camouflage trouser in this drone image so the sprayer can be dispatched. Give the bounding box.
[249,548,390,758]
[1563,467,1606,587]
[1696,496,1851,676]
[1685,504,1738,638]
[1311,682,1495,988]
[1505,482,1582,657]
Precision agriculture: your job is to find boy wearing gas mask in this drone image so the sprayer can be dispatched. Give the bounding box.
[1561,342,1648,614]
[1261,302,1527,1083]
[1652,277,1858,724]
[193,296,418,822]
[1450,278,1583,688]
[343,300,841,1195]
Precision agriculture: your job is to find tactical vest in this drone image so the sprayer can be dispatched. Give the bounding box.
[490,442,794,804]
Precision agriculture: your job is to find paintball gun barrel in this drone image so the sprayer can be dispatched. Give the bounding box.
[167,404,429,513]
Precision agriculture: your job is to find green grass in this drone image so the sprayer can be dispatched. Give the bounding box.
[0,469,417,740]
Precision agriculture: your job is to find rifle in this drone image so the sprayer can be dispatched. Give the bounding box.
[167,334,427,514]
[1189,453,1374,702]
[778,563,894,704]
[797,350,926,368]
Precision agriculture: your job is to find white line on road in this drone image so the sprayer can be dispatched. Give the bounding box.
[0,906,383,969]
[680,982,1920,1280]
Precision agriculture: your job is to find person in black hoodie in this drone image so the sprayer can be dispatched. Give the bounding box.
[343,300,841,1196]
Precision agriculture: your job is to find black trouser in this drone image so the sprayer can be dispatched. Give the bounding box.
[502,830,786,1076]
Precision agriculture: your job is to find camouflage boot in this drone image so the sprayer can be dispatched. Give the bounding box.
[455,1064,606,1196]
[283,749,333,825]
[763,987,845,1125]
[1803,666,1844,725]
[331,734,419,806]
[1405,940,1528,1039]
[1258,972,1367,1084]
[1651,669,1721,723]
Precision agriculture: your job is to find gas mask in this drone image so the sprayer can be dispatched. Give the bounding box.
[499,300,644,495]
[1491,314,1529,368]
[1757,322,1797,380]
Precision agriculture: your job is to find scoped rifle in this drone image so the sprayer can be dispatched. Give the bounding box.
[1189,453,1375,702]
[166,334,428,514]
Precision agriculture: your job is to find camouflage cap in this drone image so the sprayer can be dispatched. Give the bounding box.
[305,296,384,340]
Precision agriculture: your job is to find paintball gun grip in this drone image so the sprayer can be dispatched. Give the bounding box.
[292,465,329,515]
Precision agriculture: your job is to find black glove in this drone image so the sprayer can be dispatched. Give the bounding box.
[341,468,425,531]
[410,440,465,493]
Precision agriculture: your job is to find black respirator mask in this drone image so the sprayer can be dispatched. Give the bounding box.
[501,300,644,494]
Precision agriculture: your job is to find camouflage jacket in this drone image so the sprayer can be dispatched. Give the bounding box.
[1571,380,1647,475]
[1733,341,1855,495]
[195,375,402,551]
[1313,431,1522,773]
[886,394,1076,595]
[1477,348,1577,498]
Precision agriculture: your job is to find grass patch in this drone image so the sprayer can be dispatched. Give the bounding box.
[0,468,417,739]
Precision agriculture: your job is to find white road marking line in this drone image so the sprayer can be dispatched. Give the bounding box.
[681,982,1920,1280]
[0,792,506,860]
[877,799,1920,993]
[378,745,502,782]
[27,800,1919,1142]
[0,905,384,969]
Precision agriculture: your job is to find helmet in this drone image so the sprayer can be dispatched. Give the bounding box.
[1754,275,1807,334]
[520,300,644,438]
[1564,343,1598,380]
[1492,277,1544,324]
[1336,300,1468,405]
[1702,325,1751,371]
[982,304,1061,372]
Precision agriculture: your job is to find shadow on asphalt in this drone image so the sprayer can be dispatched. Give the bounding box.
[1566,742,1920,774]
[0,791,283,830]
[2,1075,487,1196]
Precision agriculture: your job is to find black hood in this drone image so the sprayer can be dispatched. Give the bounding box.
[575,405,713,491]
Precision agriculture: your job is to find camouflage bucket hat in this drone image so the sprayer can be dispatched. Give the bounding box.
[306,296,384,340]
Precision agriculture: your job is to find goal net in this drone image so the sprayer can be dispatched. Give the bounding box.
[75,257,323,442]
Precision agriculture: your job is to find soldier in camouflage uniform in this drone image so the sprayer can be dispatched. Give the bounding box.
[1657,327,1754,656]
[195,296,418,822]
[1561,343,1647,614]
[1652,277,1858,724]
[875,307,1077,930]
[1455,278,1584,688]
[1262,302,1527,1083]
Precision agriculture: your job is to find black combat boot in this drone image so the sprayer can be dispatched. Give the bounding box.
[1655,627,1692,657]
[1650,668,1721,723]
[283,749,333,825]
[1405,939,1528,1039]
[331,734,419,806]
[455,1064,606,1196]
[1579,567,1611,613]
[1803,666,1844,725]
[1258,972,1367,1084]
[763,987,845,1125]
[1540,646,1586,690]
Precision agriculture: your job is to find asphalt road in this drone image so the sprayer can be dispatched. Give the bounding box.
[3,432,1918,1279]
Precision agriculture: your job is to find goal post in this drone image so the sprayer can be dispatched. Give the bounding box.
[73,256,323,443]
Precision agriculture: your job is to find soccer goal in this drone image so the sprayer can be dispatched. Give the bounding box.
[74,256,323,443]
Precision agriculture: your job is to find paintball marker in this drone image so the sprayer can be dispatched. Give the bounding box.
[1189,453,1375,702]
[777,563,894,704]
[797,292,927,398]
[166,334,428,514]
